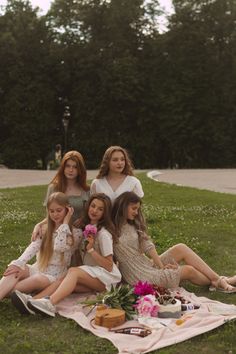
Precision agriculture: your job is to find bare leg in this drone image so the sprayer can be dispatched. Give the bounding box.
[33,278,64,299]
[0,268,29,300]
[167,243,219,282]
[14,274,50,293]
[180,265,213,286]
[168,244,235,290]
[50,267,105,305]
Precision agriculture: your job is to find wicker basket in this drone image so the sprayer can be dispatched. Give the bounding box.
[95,306,126,328]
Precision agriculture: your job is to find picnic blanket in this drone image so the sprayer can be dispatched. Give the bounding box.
[56,288,236,354]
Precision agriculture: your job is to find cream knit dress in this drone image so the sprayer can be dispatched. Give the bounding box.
[114,223,181,288]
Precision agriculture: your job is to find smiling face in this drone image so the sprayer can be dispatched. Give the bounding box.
[109,151,126,174]
[88,198,105,224]
[127,202,140,221]
[48,201,67,227]
[64,158,79,180]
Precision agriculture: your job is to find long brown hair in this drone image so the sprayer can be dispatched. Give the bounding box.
[38,192,71,270]
[76,193,117,243]
[50,150,90,192]
[111,192,148,247]
[96,146,134,178]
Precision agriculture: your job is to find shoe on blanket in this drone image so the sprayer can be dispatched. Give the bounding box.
[28,298,56,317]
[210,276,236,293]
[11,290,35,315]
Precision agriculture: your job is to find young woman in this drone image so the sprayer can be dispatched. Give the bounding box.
[32,150,90,240]
[0,192,81,306]
[13,194,121,317]
[111,192,236,293]
[90,146,144,204]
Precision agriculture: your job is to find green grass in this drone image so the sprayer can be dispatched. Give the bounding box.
[0,175,236,354]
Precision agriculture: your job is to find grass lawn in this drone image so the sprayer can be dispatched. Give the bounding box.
[0,173,235,354]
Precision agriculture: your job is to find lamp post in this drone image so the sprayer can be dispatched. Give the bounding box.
[62,104,70,154]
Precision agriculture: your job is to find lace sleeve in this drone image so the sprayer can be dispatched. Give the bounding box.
[53,224,73,252]
[71,227,83,251]
[9,238,42,269]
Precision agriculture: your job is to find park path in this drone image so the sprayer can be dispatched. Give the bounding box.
[1,168,236,195]
[0,169,98,188]
[148,169,236,195]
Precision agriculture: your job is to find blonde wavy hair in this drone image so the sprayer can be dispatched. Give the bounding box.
[38,192,72,271]
[96,146,134,178]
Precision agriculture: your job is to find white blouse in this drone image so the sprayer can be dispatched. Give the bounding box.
[90,175,144,203]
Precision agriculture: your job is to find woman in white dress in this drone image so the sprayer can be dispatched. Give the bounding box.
[90,146,144,203]
[13,193,121,317]
[0,192,80,303]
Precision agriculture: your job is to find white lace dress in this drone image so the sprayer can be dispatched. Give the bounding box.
[114,223,181,288]
[10,224,82,283]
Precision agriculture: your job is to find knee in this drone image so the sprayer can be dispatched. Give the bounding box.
[68,267,79,275]
[171,243,187,252]
[67,267,82,280]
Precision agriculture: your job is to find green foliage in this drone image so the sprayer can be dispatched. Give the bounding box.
[82,284,137,319]
[1,0,236,168]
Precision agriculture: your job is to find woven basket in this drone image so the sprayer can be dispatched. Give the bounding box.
[95,306,125,328]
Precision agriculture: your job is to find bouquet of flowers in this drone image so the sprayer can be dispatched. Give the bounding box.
[82,284,137,319]
[82,224,97,251]
[83,224,97,239]
[81,281,192,320]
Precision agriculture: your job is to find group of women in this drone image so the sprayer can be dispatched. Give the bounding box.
[0,146,236,317]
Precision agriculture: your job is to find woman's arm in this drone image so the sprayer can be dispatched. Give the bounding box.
[9,238,42,270]
[90,180,97,195]
[146,247,164,269]
[54,206,75,251]
[86,234,113,272]
[31,218,47,241]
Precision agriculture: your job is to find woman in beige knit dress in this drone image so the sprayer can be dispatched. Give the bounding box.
[111,192,236,293]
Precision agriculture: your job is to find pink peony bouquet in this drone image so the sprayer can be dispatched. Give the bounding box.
[135,294,160,317]
[83,224,97,239]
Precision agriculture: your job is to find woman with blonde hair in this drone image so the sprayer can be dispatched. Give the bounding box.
[0,192,81,307]
[91,146,144,204]
[32,151,90,240]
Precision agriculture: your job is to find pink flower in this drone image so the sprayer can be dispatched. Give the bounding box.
[135,295,159,317]
[133,281,155,296]
[83,224,97,239]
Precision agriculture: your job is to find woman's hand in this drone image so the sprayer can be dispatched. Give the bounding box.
[31,223,43,241]
[86,234,95,252]
[163,263,178,270]
[3,265,23,278]
[63,206,74,224]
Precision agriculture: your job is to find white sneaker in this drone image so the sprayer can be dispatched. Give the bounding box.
[28,298,56,317]
[11,290,35,315]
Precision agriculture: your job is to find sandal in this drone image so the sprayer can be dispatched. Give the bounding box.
[209,276,236,293]
[223,275,236,286]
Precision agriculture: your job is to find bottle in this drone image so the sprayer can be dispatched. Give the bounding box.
[181,303,200,311]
